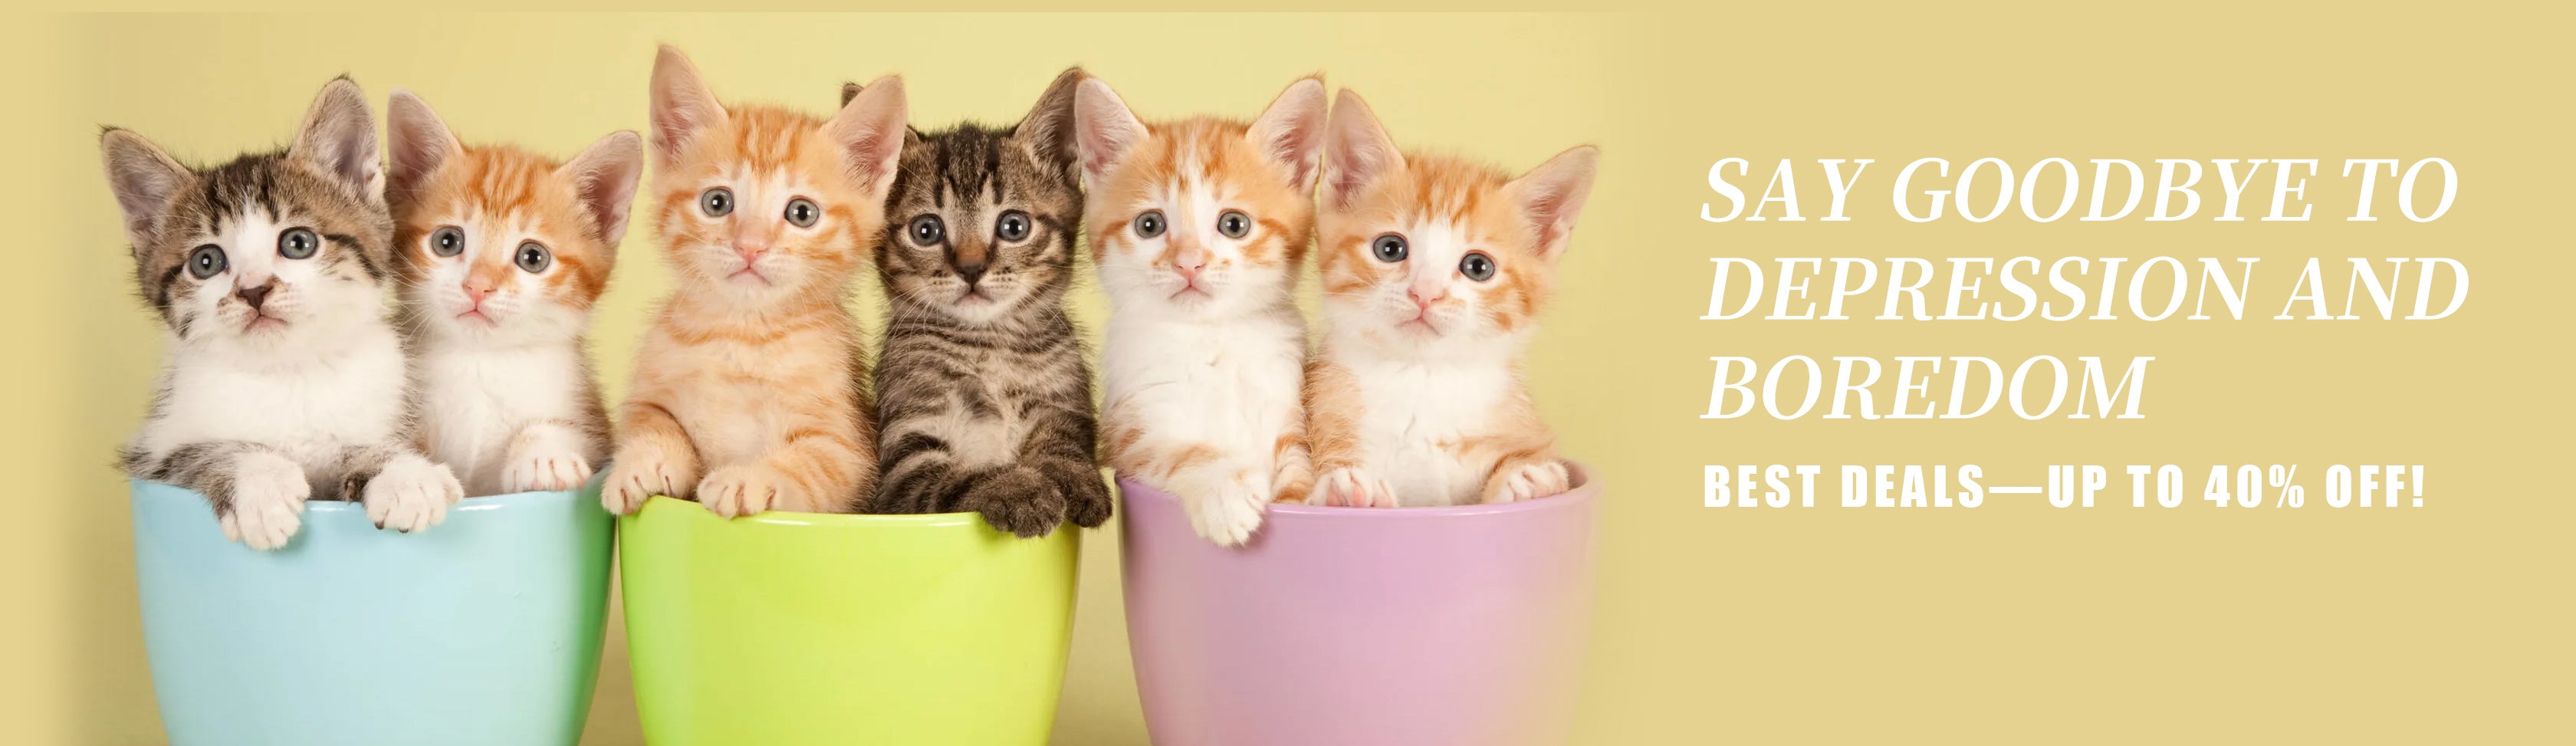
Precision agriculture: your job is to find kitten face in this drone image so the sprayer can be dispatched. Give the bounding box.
[99,77,394,352]
[649,48,907,309]
[388,90,642,347]
[1316,90,1598,356]
[1074,77,1327,320]
[876,69,1084,327]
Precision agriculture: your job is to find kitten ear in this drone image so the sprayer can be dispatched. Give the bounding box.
[1504,146,1600,261]
[385,90,463,208]
[649,45,729,168]
[1322,88,1405,211]
[1013,67,1086,169]
[289,76,383,203]
[826,74,908,199]
[98,128,190,258]
[1073,77,1146,192]
[1246,77,1329,195]
[557,130,646,248]
[840,81,863,109]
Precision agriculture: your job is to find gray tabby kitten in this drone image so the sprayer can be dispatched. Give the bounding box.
[103,77,465,550]
[859,68,1112,537]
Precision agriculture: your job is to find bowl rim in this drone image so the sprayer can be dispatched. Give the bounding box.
[625,495,1020,531]
[1116,459,1600,520]
[129,478,588,514]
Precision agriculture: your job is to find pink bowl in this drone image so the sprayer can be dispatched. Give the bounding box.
[1119,463,1601,746]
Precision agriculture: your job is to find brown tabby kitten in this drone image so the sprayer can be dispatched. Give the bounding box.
[860,69,1111,537]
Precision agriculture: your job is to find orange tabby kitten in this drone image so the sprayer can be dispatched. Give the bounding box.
[1304,90,1598,508]
[600,46,905,517]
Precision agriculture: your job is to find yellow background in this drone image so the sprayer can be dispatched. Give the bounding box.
[5,9,2569,744]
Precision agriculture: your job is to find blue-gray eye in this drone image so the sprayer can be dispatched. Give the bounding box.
[430,226,465,257]
[1460,251,1497,281]
[188,245,227,279]
[1371,234,1408,262]
[1217,210,1251,238]
[514,242,552,274]
[1134,211,1165,238]
[278,228,319,260]
[785,198,820,228]
[996,210,1031,242]
[701,188,734,217]
[909,215,945,245]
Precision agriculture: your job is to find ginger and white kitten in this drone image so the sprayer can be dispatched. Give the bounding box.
[1076,76,1326,545]
[1304,90,1598,508]
[600,47,905,518]
[386,90,642,497]
[104,77,465,549]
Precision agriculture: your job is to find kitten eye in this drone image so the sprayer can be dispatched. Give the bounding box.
[1217,210,1251,239]
[514,242,553,274]
[430,226,465,257]
[995,211,1032,242]
[187,245,228,280]
[1134,211,1166,238]
[784,198,820,228]
[1371,234,1408,263]
[1460,251,1497,282]
[909,215,946,246]
[700,188,734,218]
[278,228,319,260]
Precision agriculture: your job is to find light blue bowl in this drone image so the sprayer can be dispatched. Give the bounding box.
[130,477,614,746]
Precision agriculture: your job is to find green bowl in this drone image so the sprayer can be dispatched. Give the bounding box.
[616,496,1079,745]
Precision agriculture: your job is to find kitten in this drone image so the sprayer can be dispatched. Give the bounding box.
[1075,76,1327,546]
[600,46,905,518]
[103,77,465,549]
[386,90,642,497]
[1303,90,1598,508]
[863,69,1112,537]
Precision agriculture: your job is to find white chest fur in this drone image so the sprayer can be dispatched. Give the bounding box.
[1102,310,1306,455]
[1342,356,1516,507]
[413,342,590,495]
[142,324,410,488]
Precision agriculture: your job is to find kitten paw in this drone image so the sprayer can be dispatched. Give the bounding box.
[603,446,687,515]
[1181,479,1270,547]
[1310,467,1398,508]
[364,455,464,534]
[960,467,1066,538]
[698,464,786,518]
[1486,460,1571,504]
[1063,470,1114,529]
[501,426,594,494]
[221,452,309,550]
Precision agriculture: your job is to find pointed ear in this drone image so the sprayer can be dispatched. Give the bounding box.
[1072,77,1146,192]
[840,81,863,108]
[1322,88,1404,211]
[385,90,462,208]
[1506,146,1599,261]
[649,45,728,169]
[99,129,190,258]
[1246,77,1328,195]
[289,76,383,203]
[1013,67,1086,169]
[557,130,646,248]
[825,74,908,199]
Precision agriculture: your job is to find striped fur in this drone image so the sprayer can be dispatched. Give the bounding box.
[866,68,1109,537]
[1304,89,1598,507]
[101,77,463,550]
[600,47,905,518]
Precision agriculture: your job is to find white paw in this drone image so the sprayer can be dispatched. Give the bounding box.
[364,455,464,534]
[1181,478,1270,547]
[501,429,593,494]
[221,452,310,550]
[602,445,685,515]
[1487,460,1570,504]
[698,464,784,518]
[1309,467,1398,508]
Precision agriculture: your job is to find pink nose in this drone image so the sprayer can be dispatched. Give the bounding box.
[734,243,769,263]
[1409,286,1447,310]
[462,284,493,304]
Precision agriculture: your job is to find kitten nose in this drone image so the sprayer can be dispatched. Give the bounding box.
[955,261,988,285]
[734,243,769,262]
[235,281,274,310]
[1409,284,1447,310]
[1168,245,1208,284]
[462,282,494,304]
